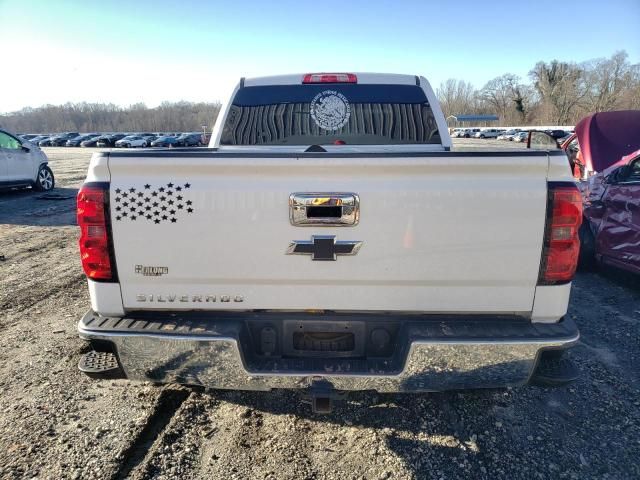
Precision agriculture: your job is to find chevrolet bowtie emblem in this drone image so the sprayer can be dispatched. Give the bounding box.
[287,235,363,261]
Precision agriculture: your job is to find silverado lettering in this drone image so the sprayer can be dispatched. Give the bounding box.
[135,294,244,302]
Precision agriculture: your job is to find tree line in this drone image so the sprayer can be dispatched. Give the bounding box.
[0,101,221,134]
[437,50,640,126]
[1,50,638,132]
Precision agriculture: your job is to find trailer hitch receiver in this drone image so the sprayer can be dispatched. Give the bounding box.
[303,379,345,414]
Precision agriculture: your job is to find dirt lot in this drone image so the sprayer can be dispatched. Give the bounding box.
[0,143,639,480]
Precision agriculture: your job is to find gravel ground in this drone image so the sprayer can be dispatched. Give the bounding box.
[0,142,638,479]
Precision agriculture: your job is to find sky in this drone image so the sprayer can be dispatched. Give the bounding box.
[0,0,638,113]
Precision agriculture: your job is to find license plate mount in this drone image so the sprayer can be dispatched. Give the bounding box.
[282,320,366,358]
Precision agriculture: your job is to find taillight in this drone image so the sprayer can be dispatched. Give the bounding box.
[538,182,583,284]
[302,73,357,84]
[77,183,115,281]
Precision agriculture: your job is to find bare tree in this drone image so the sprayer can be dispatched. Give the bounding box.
[583,51,636,113]
[436,79,480,119]
[478,74,521,124]
[529,60,588,124]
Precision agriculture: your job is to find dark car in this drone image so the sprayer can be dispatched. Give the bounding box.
[95,134,126,148]
[80,134,120,147]
[66,134,100,147]
[48,132,80,146]
[544,129,569,139]
[38,136,56,147]
[150,136,180,147]
[81,136,102,147]
[176,133,204,147]
[28,135,51,145]
[19,134,39,142]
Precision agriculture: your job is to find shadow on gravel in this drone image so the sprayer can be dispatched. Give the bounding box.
[597,266,640,292]
[113,387,191,480]
[209,387,519,477]
[0,187,78,226]
[207,367,638,479]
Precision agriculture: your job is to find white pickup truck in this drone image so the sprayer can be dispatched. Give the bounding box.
[77,73,581,412]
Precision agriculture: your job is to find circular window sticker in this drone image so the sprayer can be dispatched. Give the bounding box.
[310,90,351,131]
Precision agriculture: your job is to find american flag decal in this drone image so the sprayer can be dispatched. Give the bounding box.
[113,182,194,224]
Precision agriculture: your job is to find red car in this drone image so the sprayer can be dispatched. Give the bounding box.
[562,110,640,180]
[580,149,640,274]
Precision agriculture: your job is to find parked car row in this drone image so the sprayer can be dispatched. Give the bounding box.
[17,132,206,148]
[450,127,573,142]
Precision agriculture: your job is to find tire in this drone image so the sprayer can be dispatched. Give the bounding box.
[578,221,596,270]
[142,142,148,148]
[34,165,55,192]
[480,134,485,139]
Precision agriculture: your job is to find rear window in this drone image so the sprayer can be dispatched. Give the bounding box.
[220,84,441,146]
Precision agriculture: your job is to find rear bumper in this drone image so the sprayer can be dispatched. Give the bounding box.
[78,310,579,393]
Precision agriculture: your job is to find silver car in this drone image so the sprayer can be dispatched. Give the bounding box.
[0,129,54,191]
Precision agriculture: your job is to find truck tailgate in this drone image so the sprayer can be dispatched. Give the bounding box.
[107,152,549,314]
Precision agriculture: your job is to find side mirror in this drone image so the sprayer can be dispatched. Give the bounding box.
[21,145,30,152]
[527,131,560,150]
[606,165,631,184]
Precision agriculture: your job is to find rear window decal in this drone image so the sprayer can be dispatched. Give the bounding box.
[310,90,351,131]
[113,182,193,224]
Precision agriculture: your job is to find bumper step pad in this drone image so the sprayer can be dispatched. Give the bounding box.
[78,350,125,379]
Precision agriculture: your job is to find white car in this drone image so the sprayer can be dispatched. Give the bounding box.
[115,135,150,148]
[0,129,54,191]
[497,130,518,140]
[513,131,529,143]
[460,128,480,138]
[474,128,503,139]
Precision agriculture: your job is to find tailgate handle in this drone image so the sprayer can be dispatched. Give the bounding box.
[289,193,359,226]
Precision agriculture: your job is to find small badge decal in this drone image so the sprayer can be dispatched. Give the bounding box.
[135,265,169,276]
[113,182,194,224]
[310,90,351,131]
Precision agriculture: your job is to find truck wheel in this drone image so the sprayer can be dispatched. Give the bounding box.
[578,221,596,270]
[34,165,55,191]
[480,134,485,139]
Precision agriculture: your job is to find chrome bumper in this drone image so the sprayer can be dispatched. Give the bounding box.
[78,311,579,392]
